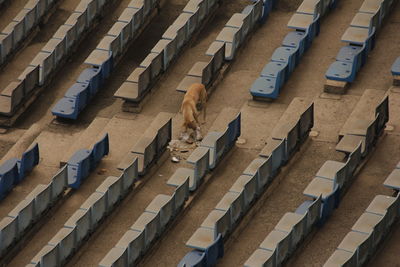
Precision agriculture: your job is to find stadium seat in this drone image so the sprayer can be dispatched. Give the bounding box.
[200,131,227,169]
[260,61,287,88]
[80,192,107,229]
[259,230,290,265]
[77,68,102,97]
[25,184,51,217]
[186,227,215,251]
[64,208,91,245]
[67,149,93,188]
[49,165,68,202]
[351,212,385,248]
[131,211,160,249]
[391,57,400,75]
[325,61,357,82]
[249,76,280,99]
[259,138,286,175]
[315,160,347,188]
[244,248,276,267]
[8,199,35,234]
[229,175,257,210]
[99,247,128,267]
[139,52,163,81]
[323,249,357,266]
[30,244,58,267]
[383,168,400,191]
[151,39,176,71]
[216,27,241,60]
[120,158,138,194]
[295,195,322,234]
[0,216,18,255]
[337,231,372,265]
[171,175,189,212]
[271,47,297,76]
[272,121,300,161]
[115,230,145,265]
[274,212,306,250]
[365,193,400,230]
[96,176,123,212]
[64,83,90,113]
[215,191,244,225]
[201,209,231,238]
[282,31,307,61]
[205,41,225,75]
[145,194,175,230]
[242,157,272,194]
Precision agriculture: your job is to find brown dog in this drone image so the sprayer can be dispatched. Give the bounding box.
[180,83,207,142]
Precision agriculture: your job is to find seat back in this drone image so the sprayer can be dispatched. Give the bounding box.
[205,233,224,266]
[320,184,339,225]
[92,133,109,164]
[307,195,322,230]
[375,95,389,136]
[286,121,300,160]
[19,143,40,179]
[346,142,362,178]
[299,102,314,141]
[156,117,172,157]
[0,161,19,199]
[227,112,241,148]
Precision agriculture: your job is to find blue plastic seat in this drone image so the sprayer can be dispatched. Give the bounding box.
[336,45,365,72]
[19,143,39,179]
[51,97,81,120]
[92,134,109,166]
[64,83,90,112]
[319,184,340,226]
[0,160,19,199]
[249,77,280,99]
[178,250,206,267]
[271,47,297,76]
[67,149,92,189]
[77,68,102,97]
[260,61,287,87]
[392,57,400,75]
[227,112,241,149]
[282,31,306,62]
[325,61,357,82]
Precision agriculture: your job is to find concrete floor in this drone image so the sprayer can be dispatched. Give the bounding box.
[0,0,399,266]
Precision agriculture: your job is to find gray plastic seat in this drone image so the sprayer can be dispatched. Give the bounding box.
[29,51,54,85]
[151,39,176,71]
[243,157,272,193]
[260,230,290,265]
[170,175,189,212]
[215,191,244,225]
[323,249,357,267]
[107,21,131,51]
[50,166,68,202]
[145,194,175,230]
[200,131,227,169]
[99,246,128,267]
[274,212,306,249]
[303,176,335,200]
[351,212,385,249]
[140,52,163,80]
[131,211,160,249]
[8,199,34,234]
[365,194,399,230]
[383,168,400,191]
[25,184,52,217]
[315,160,347,188]
[80,192,107,229]
[206,41,225,75]
[337,231,372,265]
[48,227,76,265]
[0,216,17,255]
[115,230,145,265]
[96,176,123,211]
[201,209,231,238]
[97,35,121,60]
[229,174,257,210]
[30,244,58,267]
[244,248,276,267]
[64,208,91,245]
[260,139,285,175]
[186,227,215,251]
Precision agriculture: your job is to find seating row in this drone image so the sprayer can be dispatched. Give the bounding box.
[117,112,172,176]
[0,143,39,200]
[0,0,58,66]
[0,0,111,118]
[113,0,221,103]
[325,0,397,84]
[180,103,314,266]
[167,111,241,192]
[244,95,390,266]
[99,111,239,266]
[250,0,339,99]
[0,165,68,257]
[391,56,400,85]
[99,180,189,266]
[244,111,384,267]
[52,0,160,119]
[325,170,400,266]
[30,160,138,266]
[67,134,109,189]
[31,113,174,266]
[176,0,266,92]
